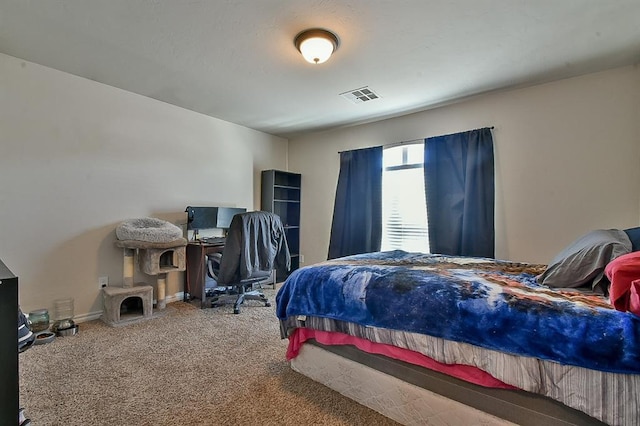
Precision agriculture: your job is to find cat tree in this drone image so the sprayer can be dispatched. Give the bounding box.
[102,218,187,327]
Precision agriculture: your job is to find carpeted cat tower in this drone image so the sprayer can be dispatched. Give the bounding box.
[102,218,187,327]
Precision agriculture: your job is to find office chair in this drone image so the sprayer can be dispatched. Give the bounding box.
[206,211,291,314]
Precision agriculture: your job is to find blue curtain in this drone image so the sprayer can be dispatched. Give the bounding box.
[423,128,494,257]
[328,146,383,259]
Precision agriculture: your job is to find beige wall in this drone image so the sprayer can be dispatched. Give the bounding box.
[288,65,640,266]
[2,53,639,320]
[0,53,288,319]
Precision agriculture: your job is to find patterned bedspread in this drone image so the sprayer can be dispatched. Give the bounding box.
[276,250,640,374]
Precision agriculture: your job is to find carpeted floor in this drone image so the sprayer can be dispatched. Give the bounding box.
[19,287,400,425]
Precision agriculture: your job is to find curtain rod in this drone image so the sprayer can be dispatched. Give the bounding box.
[339,126,494,153]
[384,138,423,149]
[424,126,494,141]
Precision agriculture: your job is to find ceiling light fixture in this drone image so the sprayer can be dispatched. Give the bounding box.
[294,28,339,64]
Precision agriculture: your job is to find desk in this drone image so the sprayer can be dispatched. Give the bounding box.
[185,242,224,308]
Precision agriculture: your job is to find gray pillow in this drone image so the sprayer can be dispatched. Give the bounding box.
[537,229,632,289]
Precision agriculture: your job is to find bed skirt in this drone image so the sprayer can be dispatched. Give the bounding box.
[291,340,606,426]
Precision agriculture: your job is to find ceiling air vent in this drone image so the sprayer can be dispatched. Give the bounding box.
[339,86,381,104]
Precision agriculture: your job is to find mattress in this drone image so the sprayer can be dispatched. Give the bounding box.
[281,316,638,425]
[292,340,607,426]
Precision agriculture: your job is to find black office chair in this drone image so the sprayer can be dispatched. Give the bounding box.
[206,211,291,314]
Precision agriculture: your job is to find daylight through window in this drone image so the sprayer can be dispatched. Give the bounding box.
[381,144,430,253]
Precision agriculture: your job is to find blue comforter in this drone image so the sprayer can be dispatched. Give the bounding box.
[276,250,640,374]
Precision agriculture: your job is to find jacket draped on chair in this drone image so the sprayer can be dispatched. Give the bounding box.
[217,211,291,285]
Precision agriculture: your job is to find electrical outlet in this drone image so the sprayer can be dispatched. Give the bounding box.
[98,276,109,289]
[299,254,305,263]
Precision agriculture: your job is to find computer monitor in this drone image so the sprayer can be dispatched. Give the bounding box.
[215,207,246,229]
[185,206,246,230]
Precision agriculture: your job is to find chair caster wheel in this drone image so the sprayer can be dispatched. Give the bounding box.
[265,302,271,307]
[233,308,240,314]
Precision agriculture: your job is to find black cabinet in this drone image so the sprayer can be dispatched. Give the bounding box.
[261,170,301,280]
[0,259,19,424]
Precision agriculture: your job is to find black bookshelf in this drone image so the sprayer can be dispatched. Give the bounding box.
[261,170,301,280]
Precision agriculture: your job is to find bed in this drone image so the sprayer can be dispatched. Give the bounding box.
[276,243,640,426]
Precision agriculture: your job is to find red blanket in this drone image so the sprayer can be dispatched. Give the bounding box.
[605,251,640,316]
[288,327,517,390]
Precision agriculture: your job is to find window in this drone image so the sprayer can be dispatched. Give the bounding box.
[381,144,430,253]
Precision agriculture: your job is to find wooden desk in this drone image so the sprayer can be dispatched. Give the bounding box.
[185,242,224,308]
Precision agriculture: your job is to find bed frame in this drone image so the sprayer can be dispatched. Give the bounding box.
[291,340,606,426]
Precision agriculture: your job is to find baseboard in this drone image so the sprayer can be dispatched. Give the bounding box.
[164,292,185,304]
[74,311,103,323]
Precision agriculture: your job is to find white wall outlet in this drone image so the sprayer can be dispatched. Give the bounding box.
[299,254,305,263]
[98,276,109,289]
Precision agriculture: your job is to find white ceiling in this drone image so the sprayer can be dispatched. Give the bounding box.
[1,1,639,138]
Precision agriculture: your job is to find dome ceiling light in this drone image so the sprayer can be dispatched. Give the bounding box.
[294,28,339,64]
